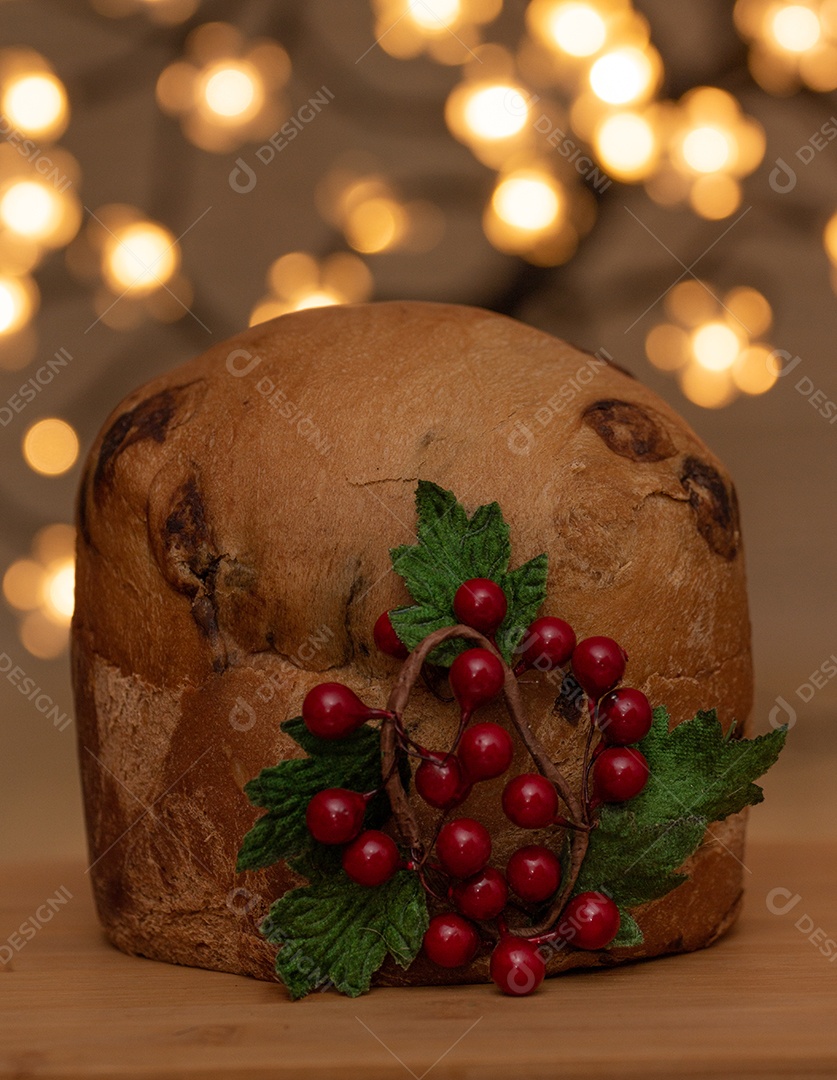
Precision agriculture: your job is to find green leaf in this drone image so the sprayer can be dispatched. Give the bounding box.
[575,707,787,917]
[611,911,643,948]
[263,870,429,999]
[630,707,788,825]
[574,807,707,907]
[390,481,547,665]
[236,718,389,873]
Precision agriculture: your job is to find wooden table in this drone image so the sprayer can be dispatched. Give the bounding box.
[1,839,835,1079]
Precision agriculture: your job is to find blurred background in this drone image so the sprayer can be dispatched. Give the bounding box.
[0,0,834,862]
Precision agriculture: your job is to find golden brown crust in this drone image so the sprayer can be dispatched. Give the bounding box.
[71,301,753,988]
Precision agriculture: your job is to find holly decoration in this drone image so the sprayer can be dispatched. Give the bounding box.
[237,481,787,999]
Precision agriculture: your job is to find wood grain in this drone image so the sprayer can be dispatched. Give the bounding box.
[1,837,835,1079]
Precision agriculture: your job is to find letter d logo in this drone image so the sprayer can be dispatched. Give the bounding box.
[229,157,257,194]
[769,695,797,730]
[508,421,535,456]
[768,157,796,194]
[229,697,257,731]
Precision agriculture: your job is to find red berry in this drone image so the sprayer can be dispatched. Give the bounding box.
[596,688,653,745]
[517,617,577,671]
[302,683,389,740]
[415,752,470,810]
[571,637,627,698]
[305,788,366,845]
[506,845,562,904]
[436,817,492,879]
[452,867,508,920]
[453,578,508,635]
[559,892,620,950]
[341,830,400,886]
[423,913,480,968]
[490,936,545,996]
[593,747,649,802]
[448,648,505,719]
[373,611,409,660]
[458,722,514,782]
[502,773,558,829]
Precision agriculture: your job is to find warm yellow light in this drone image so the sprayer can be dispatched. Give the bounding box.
[824,211,837,265]
[0,276,34,335]
[0,181,61,240]
[408,0,461,31]
[463,84,529,140]
[3,559,43,611]
[589,48,653,105]
[682,125,732,173]
[665,280,718,326]
[547,2,607,57]
[594,113,656,180]
[724,286,772,336]
[22,418,79,476]
[732,345,779,395]
[41,558,75,624]
[19,610,68,660]
[769,4,821,52]
[293,290,340,311]
[645,323,690,371]
[492,172,562,231]
[690,321,742,371]
[689,174,742,220]
[680,363,736,408]
[1,73,67,137]
[105,222,178,294]
[200,62,262,120]
[345,197,407,254]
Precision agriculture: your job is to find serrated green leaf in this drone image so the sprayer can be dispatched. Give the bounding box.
[236,718,389,873]
[632,707,788,825]
[389,482,547,665]
[263,870,428,999]
[496,554,549,659]
[575,708,787,919]
[575,807,707,907]
[611,911,643,948]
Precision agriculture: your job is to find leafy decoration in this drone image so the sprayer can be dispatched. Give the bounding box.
[262,870,428,999]
[389,481,548,665]
[575,707,788,945]
[236,716,428,997]
[236,717,390,873]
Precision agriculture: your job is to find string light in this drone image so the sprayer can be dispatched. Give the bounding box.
[3,524,76,658]
[371,0,502,63]
[593,111,658,180]
[103,221,179,295]
[646,281,776,406]
[156,24,291,152]
[734,0,836,93]
[249,251,373,326]
[589,46,658,105]
[22,418,79,476]
[0,274,38,335]
[492,170,563,231]
[0,53,69,140]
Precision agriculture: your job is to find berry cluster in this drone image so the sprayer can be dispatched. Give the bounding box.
[298,576,655,996]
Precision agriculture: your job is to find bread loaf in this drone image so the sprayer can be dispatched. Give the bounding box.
[72,301,752,985]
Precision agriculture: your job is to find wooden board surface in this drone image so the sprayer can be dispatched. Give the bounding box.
[1,838,835,1079]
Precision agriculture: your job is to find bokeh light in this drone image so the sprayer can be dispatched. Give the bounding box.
[103,221,179,295]
[589,47,658,105]
[0,59,68,140]
[647,281,775,406]
[22,418,79,476]
[3,524,76,657]
[249,250,374,325]
[0,274,38,335]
